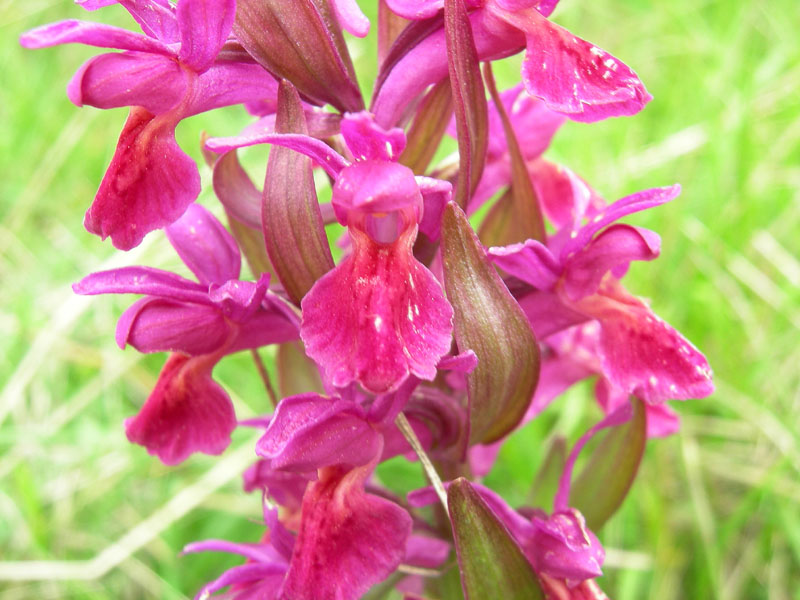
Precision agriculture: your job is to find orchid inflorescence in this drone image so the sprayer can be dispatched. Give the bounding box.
[22,0,714,597]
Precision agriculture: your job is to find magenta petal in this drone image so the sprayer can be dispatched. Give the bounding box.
[242,460,314,510]
[188,62,281,115]
[19,20,172,53]
[405,535,451,568]
[301,229,453,393]
[560,185,680,261]
[208,277,268,322]
[529,159,598,230]
[518,290,590,339]
[526,350,594,419]
[124,353,236,465]
[230,307,301,352]
[184,536,286,564]
[195,563,285,600]
[528,509,604,581]
[206,132,349,179]
[468,442,502,477]
[372,10,523,128]
[116,297,229,354]
[67,52,185,112]
[176,0,236,72]
[280,464,412,600]
[563,224,661,301]
[438,350,478,373]
[485,84,566,160]
[488,239,561,289]
[496,0,560,17]
[73,266,208,303]
[595,377,680,438]
[384,0,444,19]
[84,107,200,250]
[256,394,381,471]
[341,111,406,161]
[333,161,423,219]
[92,0,180,43]
[498,7,651,121]
[416,176,452,240]
[577,280,714,403]
[331,0,370,36]
[165,203,241,285]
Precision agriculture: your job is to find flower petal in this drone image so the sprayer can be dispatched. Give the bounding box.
[165,203,241,285]
[563,224,661,301]
[384,0,445,19]
[333,161,423,221]
[208,276,268,322]
[575,279,715,403]
[518,290,590,339]
[416,176,452,240]
[528,509,604,581]
[529,159,600,231]
[77,0,180,43]
[67,52,185,112]
[488,239,561,290]
[484,84,566,161]
[116,297,229,354]
[124,353,236,465]
[595,377,681,438]
[230,298,302,352]
[256,394,381,471]
[559,185,679,261]
[177,0,236,72]
[341,111,406,162]
[19,20,172,54]
[73,266,208,303]
[301,228,453,393]
[242,459,314,510]
[495,6,651,121]
[188,61,281,115]
[331,0,371,37]
[206,132,348,179]
[280,463,412,600]
[194,563,285,600]
[84,107,200,250]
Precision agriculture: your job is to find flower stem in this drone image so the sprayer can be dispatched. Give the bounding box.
[250,349,278,408]
[395,412,448,511]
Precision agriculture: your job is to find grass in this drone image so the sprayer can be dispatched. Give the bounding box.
[1,0,799,598]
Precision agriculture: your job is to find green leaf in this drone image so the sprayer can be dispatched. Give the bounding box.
[570,397,647,530]
[263,80,334,305]
[448,478,544,600]
[444,0,488,208]
[440,202,540,444]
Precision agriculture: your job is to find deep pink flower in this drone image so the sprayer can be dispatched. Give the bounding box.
[373,0,651,126]
[20,0,278,249]
[74,204,299,463]
[208,112,454,394]
[489,184,714,404]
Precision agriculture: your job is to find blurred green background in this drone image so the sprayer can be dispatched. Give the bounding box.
[1,0,799,598]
